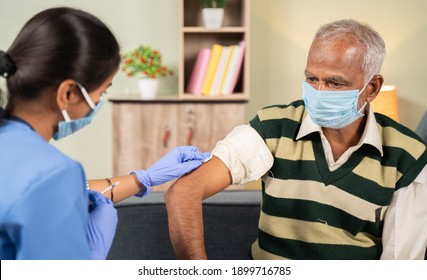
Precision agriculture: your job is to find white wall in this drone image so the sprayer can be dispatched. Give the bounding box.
[1,0,426,179]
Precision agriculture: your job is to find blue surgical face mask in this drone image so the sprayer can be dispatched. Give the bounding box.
[53,83,105,141]
[302,80,368,129]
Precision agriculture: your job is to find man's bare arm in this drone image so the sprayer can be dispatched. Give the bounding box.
[165,156,232,259]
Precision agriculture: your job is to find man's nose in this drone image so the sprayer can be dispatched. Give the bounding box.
[315,82,327,91]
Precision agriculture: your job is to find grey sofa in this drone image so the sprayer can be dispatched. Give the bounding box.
[107,191,261,260]
[416,111,427,143]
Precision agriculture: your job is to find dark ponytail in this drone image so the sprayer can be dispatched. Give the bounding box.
[0,51,16,118]
[1,7,120,118]
[0,51,17,78]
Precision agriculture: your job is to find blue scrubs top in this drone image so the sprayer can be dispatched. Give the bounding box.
[0,118,91,259]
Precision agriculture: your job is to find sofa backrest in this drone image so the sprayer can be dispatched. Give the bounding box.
[416,111,427,143]
[107,191,261,260]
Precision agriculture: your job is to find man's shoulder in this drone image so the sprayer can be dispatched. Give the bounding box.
[375,113,426,146]
[256,100,306,122]
[374,113,427,189]
[261,100,305,111]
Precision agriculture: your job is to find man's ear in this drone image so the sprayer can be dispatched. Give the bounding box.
[366,74,384,103]
[56,79,77,110]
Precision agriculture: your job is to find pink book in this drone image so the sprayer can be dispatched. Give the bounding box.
[226,41,246,95]
[186,48,211,95]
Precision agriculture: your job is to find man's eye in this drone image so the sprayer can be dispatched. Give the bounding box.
[331,82,342,89]
[306,77,317,83]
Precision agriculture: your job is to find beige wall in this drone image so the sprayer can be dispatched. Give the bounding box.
[249,0,427,129]
[1,0,426,179]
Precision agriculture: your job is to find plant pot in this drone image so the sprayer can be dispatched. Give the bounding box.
[138,78,159,99]
[202,8,224,28]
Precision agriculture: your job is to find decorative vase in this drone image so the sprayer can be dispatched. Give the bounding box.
[202,8,224,28]
[138,78,159,99]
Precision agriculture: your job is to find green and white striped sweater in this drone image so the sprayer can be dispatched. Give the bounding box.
[249,100,427,259]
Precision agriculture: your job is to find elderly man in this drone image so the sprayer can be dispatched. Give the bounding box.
[165,19,427,260]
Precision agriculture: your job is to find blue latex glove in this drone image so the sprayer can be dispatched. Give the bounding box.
[132,146,210,197]
[87,190,118,260]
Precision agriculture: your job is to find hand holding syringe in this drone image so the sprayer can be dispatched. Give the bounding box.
[101,181,120,195]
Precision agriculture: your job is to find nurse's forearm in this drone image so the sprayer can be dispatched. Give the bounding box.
[87,174,144,203]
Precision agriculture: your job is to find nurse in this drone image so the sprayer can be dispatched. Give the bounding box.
[0,7,209,260]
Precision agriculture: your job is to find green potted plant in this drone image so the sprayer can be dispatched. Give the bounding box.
[200,0,226,8]
[122,45,173,78]
[200,0,227,28]
[121,45,173,98]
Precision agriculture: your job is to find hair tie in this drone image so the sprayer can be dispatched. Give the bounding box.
[0,50,17,78]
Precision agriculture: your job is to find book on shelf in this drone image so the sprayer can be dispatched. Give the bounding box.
[187,41,246,97]
[218,45,235,95]
[201,44,223,96]
[209,46,231,96]
[186,48,211,95]
[220,41,246,95]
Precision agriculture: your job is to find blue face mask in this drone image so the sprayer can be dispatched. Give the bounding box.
[302,80,367,129]
[53,83,105,141]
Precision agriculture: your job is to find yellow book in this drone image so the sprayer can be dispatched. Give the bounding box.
[210,46,230,96]
[201,44,223,96]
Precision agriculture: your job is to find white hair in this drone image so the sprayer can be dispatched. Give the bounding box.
[313,19,386,84]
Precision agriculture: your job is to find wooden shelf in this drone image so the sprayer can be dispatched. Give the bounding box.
[110,100,247,192]
[108,95,248,103]
[179,0,250,100]
[110,1,251,193]
[182,27,247,33]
